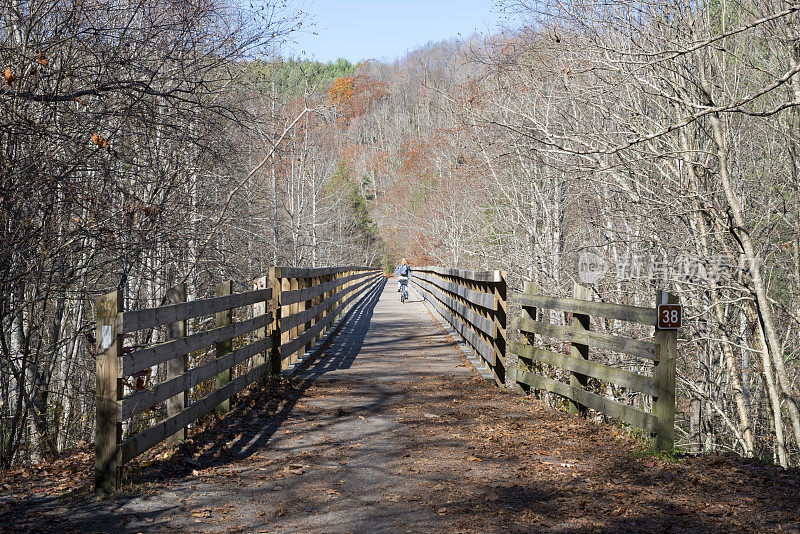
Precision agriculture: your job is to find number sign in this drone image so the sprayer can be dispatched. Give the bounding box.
[657,304,682,330]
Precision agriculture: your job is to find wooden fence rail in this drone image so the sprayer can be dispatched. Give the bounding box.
[95,266,381,494]
[409,267,507,384]
[509,282,678,450]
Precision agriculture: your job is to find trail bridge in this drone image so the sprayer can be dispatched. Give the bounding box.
[7,266,798,532]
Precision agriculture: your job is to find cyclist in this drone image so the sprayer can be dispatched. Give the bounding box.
[394,259,411,301]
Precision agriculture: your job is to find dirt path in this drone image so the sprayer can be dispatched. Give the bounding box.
[3,279,800,533]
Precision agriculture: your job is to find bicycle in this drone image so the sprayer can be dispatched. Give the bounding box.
[398,275,409,303]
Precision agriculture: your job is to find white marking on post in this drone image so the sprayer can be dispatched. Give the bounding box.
[101,325,112,350]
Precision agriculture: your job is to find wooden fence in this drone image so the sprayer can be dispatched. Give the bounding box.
[509,282,678,450]
[95,266,382,494]
[408,267,507,384]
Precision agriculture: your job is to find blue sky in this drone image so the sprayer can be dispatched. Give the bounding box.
[283,1,506,64]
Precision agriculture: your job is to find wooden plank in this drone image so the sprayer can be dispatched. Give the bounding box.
[413,266,502,283]
[281,270,376,305]
[282,276,364,358]
[303,276,314,353]
[570,283,591,415]
[412,276,494,335]
[494,317,506,340]
[95,290,123,495]
[509,341,654,395]
[492,270,507,385]
[121,360,269,464]
[122,287,271,333]
[252,276,268,369]
[653,290,679,451]
[281,273,379,331]
[515,369,656,432]
[513,281,538,396]
[268,267,282,377]
[277,265,378,279]
[123,314,270,377]
[288,277,299,363]
[313,274,327,346]
[411,280,495,365]
[280,274,380,358]
[514,317,656,360]
[165,283,187,444]
[342,270,355,319]
[280,277,291,370]
[463,275,494,376]
[410,271,496,309]
[511,292,656,326]
[334,270,350,321]
[122,337,271,420]
[310,275,321,347]
[412,270,495,309]
[281,310,331,358]
[215,281,233,414]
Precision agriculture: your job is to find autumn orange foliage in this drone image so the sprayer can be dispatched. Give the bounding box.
[3,69,16,86]
[328,76,355,111]
[91,133,109,148]
[328,75,388,119]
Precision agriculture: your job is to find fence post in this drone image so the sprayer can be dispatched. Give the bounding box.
[653,290,678,451]
[165,283,187,444]
[268,267,282,377]
[493,270,507,387]
[95,290,123,495]
[337,271,347,320]
[252,276,269,372]
[318,273,329,342]
[514,281,538,395]
[281,276,291,366]
[303,276,315,354]
[569,283,591,416]
[333,270,340,315]
[215,280,233,414]
[296,276,307,359]
[287,276,299,364]
[312,275,322,345]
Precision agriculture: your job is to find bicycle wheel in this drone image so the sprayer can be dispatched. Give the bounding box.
[401,288,406,303]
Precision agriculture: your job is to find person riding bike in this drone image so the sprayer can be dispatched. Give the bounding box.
[394,259,411,301]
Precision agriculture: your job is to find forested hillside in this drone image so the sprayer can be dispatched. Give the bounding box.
[3,0,800,472]
[0,0,376,467]
[298,1,800,467]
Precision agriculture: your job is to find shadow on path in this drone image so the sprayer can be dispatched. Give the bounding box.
[6,275,800,534]
[189,278,387,466]
[1,279,394,532]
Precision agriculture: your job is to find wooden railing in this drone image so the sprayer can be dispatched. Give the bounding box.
[94,266,382,494]
[509,282,678,450]
[409,267,507,384]
[269,267,383,368]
